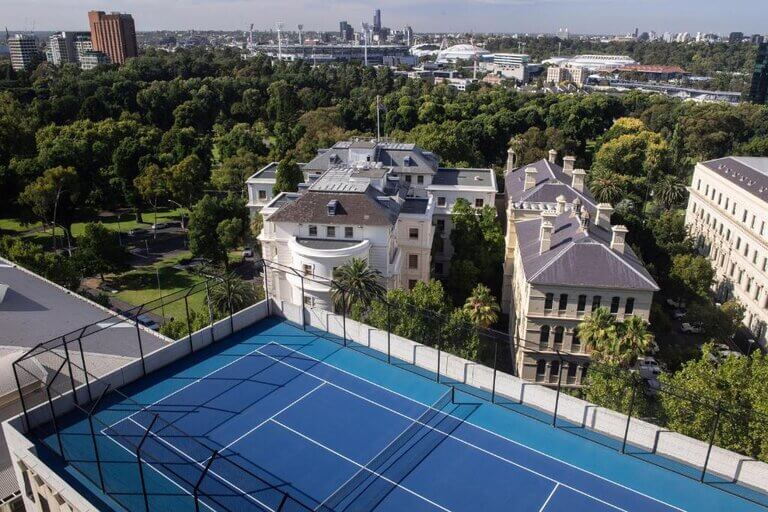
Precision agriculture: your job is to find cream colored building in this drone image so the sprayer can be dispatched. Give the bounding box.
[502,150,659,386]
[684,157,768,347]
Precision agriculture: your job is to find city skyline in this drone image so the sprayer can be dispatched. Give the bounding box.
[3,0,767,35]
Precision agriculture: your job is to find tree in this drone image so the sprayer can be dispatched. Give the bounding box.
[188,194,247,268]
[76,222,126,280]
[653,175,687,209]
[686,300,745,344]
[211,150,260,193]
[588,169,625,204]
[463,284,500,329]
[134,163,171,235]
[168,154,209,224]
[583,364,649,416]
[578,307,619,364]
[272,158,303,195]
[616,316,654,367]
[650,210,693,256]
[207,272,257,317]
[19,166,79,251]
[668,254,714,301]
[330,258,386,313]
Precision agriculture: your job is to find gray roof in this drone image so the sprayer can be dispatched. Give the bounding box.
[515,212,659,291]
[505,159,597,210]
[268,188,400,226]
[305,140,439,174]
[431,168,497,189]
[401,198,430,214]
[701,156,768,204]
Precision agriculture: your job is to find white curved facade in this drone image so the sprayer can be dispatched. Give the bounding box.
[436,44,489,63]
[543,54,637,71]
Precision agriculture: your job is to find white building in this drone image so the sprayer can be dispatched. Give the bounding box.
[435,44,489,64]
[542,54,636,71]
[251,139,497,307]
[46,32,90,66]
[8,34,38,72]
[685,157,768,347]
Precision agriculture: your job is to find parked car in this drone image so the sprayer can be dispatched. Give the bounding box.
[128,228,148,236]
[151,222,172,230]
[666,298,686,308]
[136,314,159,331]
[242,247,254,258]
[635,356,662,379]
[680,322,704,334]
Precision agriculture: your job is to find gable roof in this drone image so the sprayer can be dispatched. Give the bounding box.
[515,211,658,291]
[505,159,597,210]
[267,188,400,226]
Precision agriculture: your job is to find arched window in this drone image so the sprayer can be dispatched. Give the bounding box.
[539,326,550,348]
[571,328,581,351]
[553,326,564,346]
[536,360,547,381]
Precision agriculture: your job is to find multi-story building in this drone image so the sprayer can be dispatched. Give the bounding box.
[684,157,768,347]
[748,43,768,105]
[251,139,497,307]
[47,32,91,66]
[79,50,112,70]
[8,34,39,72]
[546,65,587,86]
[87,10,138,65]
[502,150,659,386]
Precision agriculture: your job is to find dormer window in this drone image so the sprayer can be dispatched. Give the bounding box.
[404,156,413,166]
[327,200,339,216]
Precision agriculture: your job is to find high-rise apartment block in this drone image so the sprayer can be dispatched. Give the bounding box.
[87,10,138,65]
[8,34,39,71]
[339,20,354,41]
[748,43,768,105]
[47,32,91,66]
[373,9,382,33]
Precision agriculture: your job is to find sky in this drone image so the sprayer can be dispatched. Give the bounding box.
[3,0,767,35]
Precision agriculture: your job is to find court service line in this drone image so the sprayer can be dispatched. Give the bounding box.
[257,344,629,512]
[539,484,559,512]
[101,430,220,512]
[126,417,276,512]
[271,418,452,512]
[263,341,685,512]
[106,346,265,430]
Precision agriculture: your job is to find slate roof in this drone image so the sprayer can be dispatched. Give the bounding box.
[700,156,768,204]
[515,211,659,291]
[305,140,439,174]
[505,159,597,210]
[430,168,497,189]
[267,188,400,226]
[400,198,430,214]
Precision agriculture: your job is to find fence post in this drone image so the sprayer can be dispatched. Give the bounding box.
[225,277,235,335]
[621,375,638,454]
[44,361,68,458]
[386,300,391,364]
[491,339,499,403]
[341,289,347,347]
[204,280,215,343]
[184,294,194,353]
[300,274,306,330]
[136,414,160,512]
[552,352,564,427]
[12,363,31,432]
[134,308,146,376]
[277,494,289,511]
[77,335,93,403]
[87,384,111,492]
[700,407,722,482]
[436,329,443,383]
[61,335,78,404]
[194,450,219,512]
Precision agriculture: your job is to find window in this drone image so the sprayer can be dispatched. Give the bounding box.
[592,295,601,310]
[436,219,445,232]
[327,226,336,237]
[550,360,560,380]
[302,264,313,276]
[544,293,554,311]
[409,227,419,240]
[610,296,620,314]
[309,225,317,236]
[536,360,547,380]
[624,298,635,315]
[567,363,578,380]
[303,296,314,307]
[39,496,51,512]
[437,196,446,207]
[571,329,581,351]
[258,190,267,199]
[553,326,564,346]
[409,254,419,269]
[344,226,354,239]
[577,295,587,312]
[417,175,424,184]
[743,210,748,223]
[475,198,484,208]
[558,293,568,311]
[408,279,418,289]
[405,175,412,183]
[539,325,550,346]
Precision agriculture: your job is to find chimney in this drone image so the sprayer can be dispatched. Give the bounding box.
[595,203,614,229]
[524,167,538,191]
[571,168,586,193]
[556,194,566,214]
[506,147,517,173]
[611,225,629,254]
[563,155,576,176]
[579,208,591,231]
[548,149,558,164]
[540,213,555,253]
[573,197,582,215]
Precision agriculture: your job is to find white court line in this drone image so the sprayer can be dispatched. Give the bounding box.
[106,346,265,430]
[539,484,560,512]
[271,418,452,512]
[101,430,219,512]
[259,343,657,512]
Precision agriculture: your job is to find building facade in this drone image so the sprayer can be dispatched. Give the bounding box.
[748,42,768,105]
[8,34,39,72]
[47,32,92,66]
[502,150,658,386]
[87,10,138,65]
[684,157,768,347]
[250,139,496,308]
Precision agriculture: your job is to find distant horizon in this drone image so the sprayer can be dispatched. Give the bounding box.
[2,0,766,36]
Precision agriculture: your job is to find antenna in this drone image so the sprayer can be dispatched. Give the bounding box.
[276,21,284,60]
[298,24,303,45]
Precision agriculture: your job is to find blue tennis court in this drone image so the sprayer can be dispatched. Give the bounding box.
[42,318,764,511]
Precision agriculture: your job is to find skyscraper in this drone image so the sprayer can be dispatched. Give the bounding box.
[8,34,39,71]
[373,9,382,33]
[748,43,768,104]
[87,10,137,65]
[729,31,744,44]
[339,20,353,41]
[47,32,91,66]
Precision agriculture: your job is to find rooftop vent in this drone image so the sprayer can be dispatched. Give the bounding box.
[327,200,340,216]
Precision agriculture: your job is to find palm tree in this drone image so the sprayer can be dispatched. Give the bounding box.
[617,316,654,367]
[463,284,500,329]
[578,307,619,364]
[653,175,687,209]
[589,170,624,204]
[330,258,386,313]
[207,272,256,317]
